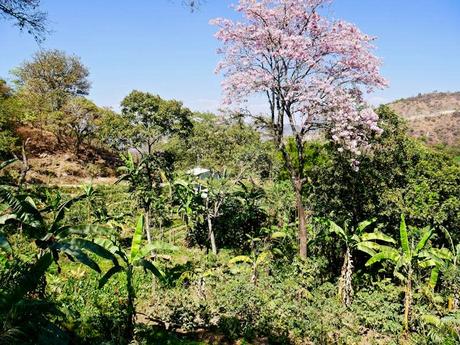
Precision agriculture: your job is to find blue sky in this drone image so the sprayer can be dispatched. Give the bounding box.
[1,0,459,113]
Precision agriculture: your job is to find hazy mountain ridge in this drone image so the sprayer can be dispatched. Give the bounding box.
[388,91,460,148]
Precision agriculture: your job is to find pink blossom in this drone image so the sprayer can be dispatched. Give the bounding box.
[211,0,388,166]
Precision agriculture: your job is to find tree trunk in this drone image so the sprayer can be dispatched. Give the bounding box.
[75,137,82,155]
[448,281,459,311]
[17,138,30,188]
[294,180,307,258]
[207,214,217,255]
[159,220,163,240]
[403,269,413,332]
[126,266,136,342]
[453,288,459,311]
[251,262,258,285]
[144,208,152,244]
[338,247,354,307]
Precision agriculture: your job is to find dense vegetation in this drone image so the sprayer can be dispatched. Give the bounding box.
[1,49,459,344]
[1,1,459,344]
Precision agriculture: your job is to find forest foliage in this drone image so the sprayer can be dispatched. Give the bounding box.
[1,1,459,344]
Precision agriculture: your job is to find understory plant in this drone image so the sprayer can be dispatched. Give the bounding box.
[228,229,287,285]
[328,218,396,307]
[97,215,174,342]
[362,215,441,332]
[0,186,118,344]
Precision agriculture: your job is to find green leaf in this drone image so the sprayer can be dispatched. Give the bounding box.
[56,224,112,239]
[98,265,123,288]
[63,238,119,266]
[439,225,456,256]
[0,158,18,171]
[0,203,9,213]
[356,241,377,256]
[0,187,43,229]
[356,218,376,233]
[50,194,87,233]
[365,249,400,266]
[361,231,396,244]
[134,258,164,280]
[357,241,395,255]
[228,255,253,266]
[68,249,101,273]
[420,314,441,327]
[428,267,439,289]
[24,196,37,209]
[418,258,439,269]
[394,270,405,282]
[255,251,271,266]
[272,248,284,256]
[329,220,347,242]
[0,233,11,254]
[0,214,17,225]
[94,238,119,255]
[52,242,101,273]
[270,231,287,239]
[430,247,453,261]
[399,214,410,257]
[415,228,433,254]
[130,215,144,262]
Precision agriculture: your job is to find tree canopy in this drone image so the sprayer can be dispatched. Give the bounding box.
[13,50,90,113]
[104,90,193,154]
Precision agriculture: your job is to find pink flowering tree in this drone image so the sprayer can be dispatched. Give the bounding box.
[211,0,387,258]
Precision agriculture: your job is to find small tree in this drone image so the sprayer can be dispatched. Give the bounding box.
[97,215,170,341]
[212,0,387,258]
[14,50,90,113]
[200,170,241,254]
[117,152,173,244]
[229,230,287,285]
[361,215,440,332]
[329,218,395,307]
[60,97,101,153]
[118,90,193,154]
[0,186,119,343]
[0,80,20,157]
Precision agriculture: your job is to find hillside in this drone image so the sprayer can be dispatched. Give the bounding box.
[7,126,118,185]
[388,91,460,148]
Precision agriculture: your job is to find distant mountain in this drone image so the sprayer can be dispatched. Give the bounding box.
[388,91,460,148]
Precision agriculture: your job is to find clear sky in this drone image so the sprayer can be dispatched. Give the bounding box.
[1,0,459,113]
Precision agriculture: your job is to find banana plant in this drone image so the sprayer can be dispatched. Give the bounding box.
[117,152,172,245]
[329,218,395,307]
[444,245,460,311]
[228,230,286,285]
[0,186,117,274]
[173,178,204,236]
[0,187,118,344]
[361,215,438,332]
[437,226,460,311]
[97,215,173,341]
[0,252,69,345]
[423,240,460,311]
[0,158,18,239]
